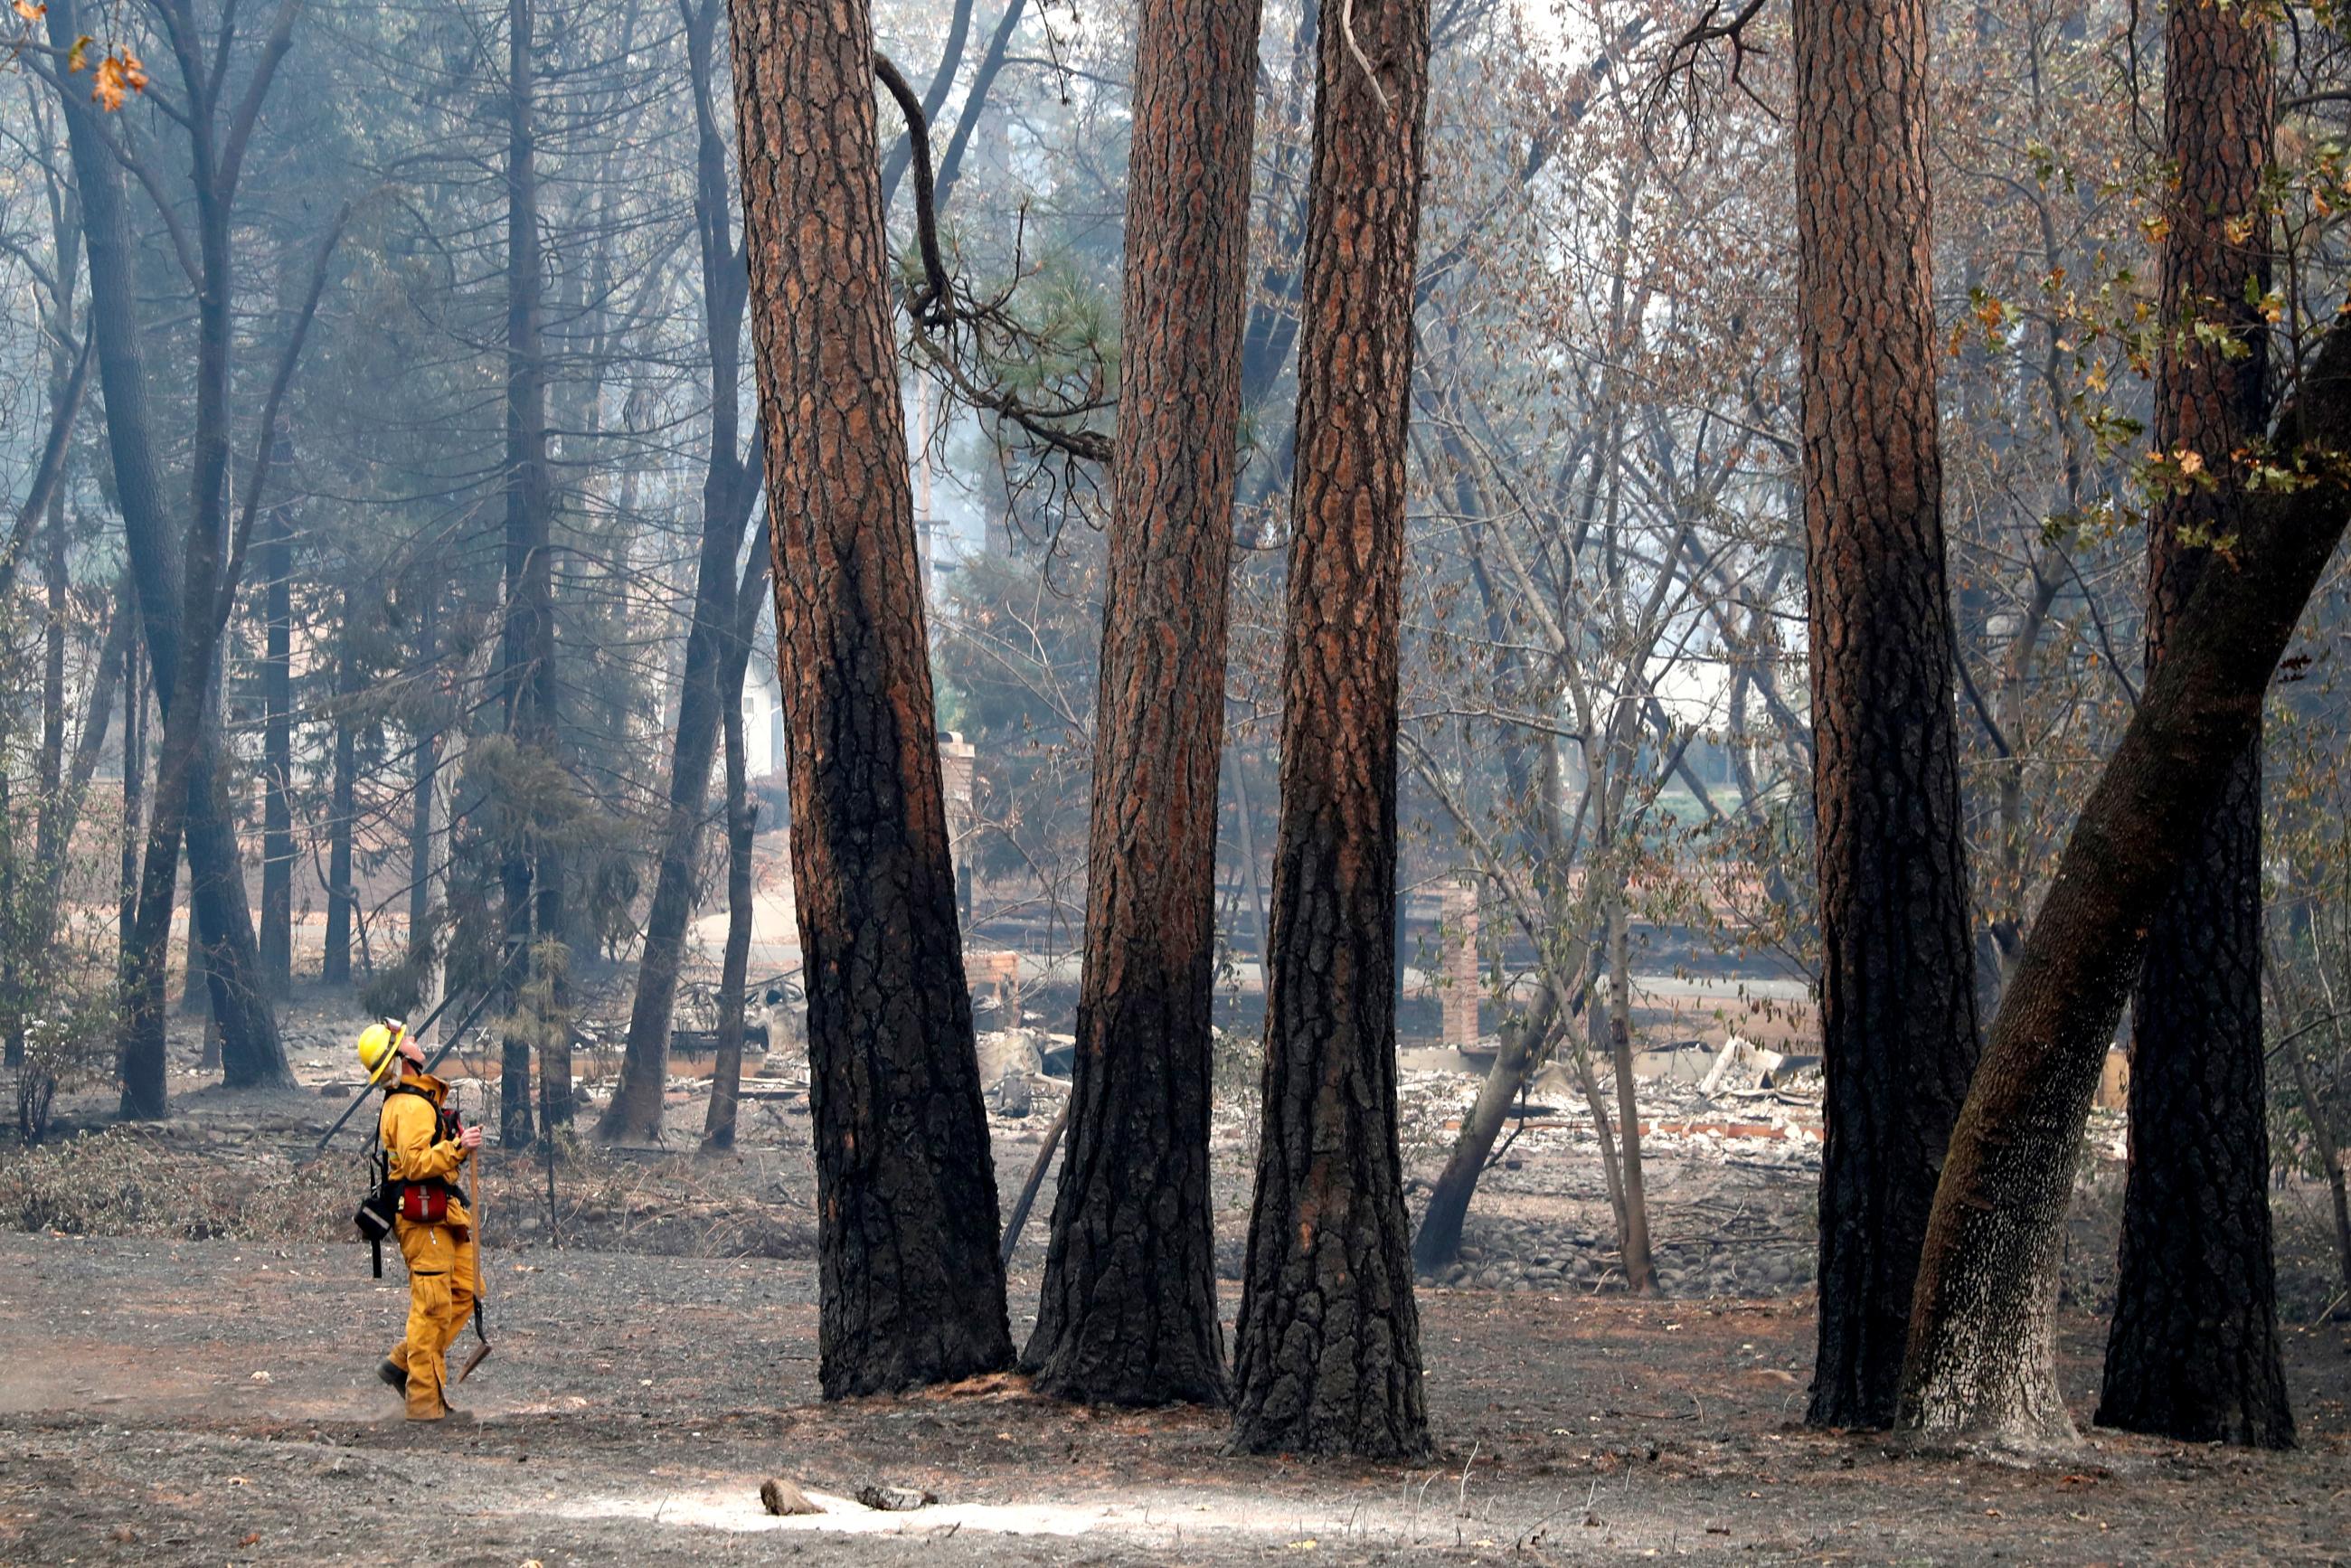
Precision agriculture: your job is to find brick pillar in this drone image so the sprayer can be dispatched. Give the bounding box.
[1441,880,1480,1046]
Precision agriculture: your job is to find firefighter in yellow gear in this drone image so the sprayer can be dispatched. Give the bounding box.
[358,1021,483,1421]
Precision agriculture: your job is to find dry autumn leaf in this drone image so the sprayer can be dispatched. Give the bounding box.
[92,51,148,112]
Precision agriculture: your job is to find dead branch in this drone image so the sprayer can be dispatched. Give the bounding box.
[1647,0,1780,135]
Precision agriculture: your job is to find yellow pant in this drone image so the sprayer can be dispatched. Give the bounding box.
[388,1214,478,1419]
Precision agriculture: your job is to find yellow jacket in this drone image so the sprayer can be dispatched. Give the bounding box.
[379,1072,473,1229]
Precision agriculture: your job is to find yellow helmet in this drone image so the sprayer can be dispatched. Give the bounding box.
[357,1021,408,1085]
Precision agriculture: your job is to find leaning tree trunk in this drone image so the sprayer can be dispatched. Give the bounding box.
[730,0,1013,1396]
[1897,305,2351,1451]
[1794,0,1981,1430]
[596,516,739,1143]
[1229,0,1432,1461]
[2097,0,2292,1450]
[1412,978,1560,1270]
[1023,0,1260,1410]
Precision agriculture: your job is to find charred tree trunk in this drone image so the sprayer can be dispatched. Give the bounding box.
[2097,0,2292,1450]
[260,491,294,995]
[120,619,141,957]
[703,534,771,1155]
[1896,307,2351,1451]
[602,0,760,1144]
[731,0,1013,1395]
[595,479,739,1140]
[1230,0,1432,1460]
[1794,0,1981,1430]
[122,534,237,1116]
[323,598,360,987]
[499,0,551,1150]
[698,691,754,1156]
[1023,0,1260,1409]
[46,0,289,1097]
[700,566,765,1157]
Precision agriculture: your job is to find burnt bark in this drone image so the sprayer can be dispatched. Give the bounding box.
[1897,306,2351,1451]
[1022,0,1261,1409]
[703,532,772,1157]
[1794,0,1981,1430]
[731,0,1013,1395]
[2098,0,2291,1449]
[697,674,755,1156]
[601,0,761,1145]
[120,611,141,958]
[1230,0,1432,1460]
[46,0,290,1098]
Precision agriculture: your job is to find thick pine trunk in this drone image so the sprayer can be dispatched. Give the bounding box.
[1022,0,1260,1410]
[1229,0,1432,1461]
[1794,0,1981,1430]
[2097,0,2292,1450]
[260,496,294,995]
[1897,309,2351,1451]
[731,0,1013,1396]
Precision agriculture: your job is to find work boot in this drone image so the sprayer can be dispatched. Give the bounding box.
[406,1403,473,1424]
[376,1358,406,1395]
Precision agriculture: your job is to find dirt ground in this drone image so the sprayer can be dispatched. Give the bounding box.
[6,1001,2351,1564]
[6,1234,2350,1565]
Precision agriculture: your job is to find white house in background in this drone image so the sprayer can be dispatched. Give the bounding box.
[741,670,786,783]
